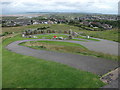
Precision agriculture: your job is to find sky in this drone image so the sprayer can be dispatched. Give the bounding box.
[1,0,120,15]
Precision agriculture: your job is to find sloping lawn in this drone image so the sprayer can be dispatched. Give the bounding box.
[2,34,105,88]
[80,28,119,42]
[2,24,80,34]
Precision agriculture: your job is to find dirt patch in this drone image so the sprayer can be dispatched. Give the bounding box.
[24,41,87,53]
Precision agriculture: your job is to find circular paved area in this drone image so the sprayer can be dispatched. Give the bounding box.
[6,39,118,76]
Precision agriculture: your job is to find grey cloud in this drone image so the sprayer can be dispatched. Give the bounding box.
[86,2,95,7]
[1,0,118,15]
[53,1,92,9]
[54,2,68,5]
[22,2,44,7]
[54,1,104,8]
[1,2,12,5]
[53,1,82,7]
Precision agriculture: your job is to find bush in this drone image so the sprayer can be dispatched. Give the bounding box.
[1,32,11,36]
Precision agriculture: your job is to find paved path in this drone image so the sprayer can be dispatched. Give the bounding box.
[6,39,118,76]
[35,34,119,55]
[65,39,118,56]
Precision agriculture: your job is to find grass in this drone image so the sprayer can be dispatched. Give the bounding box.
[2,34,105,88]
[70,39,87,42]
[0,43,2,88]
[35,33,99,41]
[20,41,119,61]
[19,33,94,42]
[35,34,68,39]
[77,36,100,41]
[24,33,99,42]
[20,41,87,49]
[80,28,119,42]
[2,24,80,34]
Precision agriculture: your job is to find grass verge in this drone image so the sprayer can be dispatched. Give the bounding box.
[20,41,119,61]
[77,36,100,41]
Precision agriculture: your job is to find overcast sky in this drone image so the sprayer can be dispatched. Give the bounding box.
[1,0,119,15]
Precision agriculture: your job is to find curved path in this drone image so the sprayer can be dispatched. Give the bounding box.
[35,34,118,55]
[66,39,118,56]
[6,39,118,76]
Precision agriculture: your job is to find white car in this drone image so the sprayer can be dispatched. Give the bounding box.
[58,37,64,40]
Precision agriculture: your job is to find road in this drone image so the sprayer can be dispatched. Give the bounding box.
[6,39,118,76]
[65,38,118,56]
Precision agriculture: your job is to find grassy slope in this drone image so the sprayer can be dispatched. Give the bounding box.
[2,24,118,42]
[2,35,105,88]
[80,28,119,42]
[0,42,2,88]
[2,24,80,34]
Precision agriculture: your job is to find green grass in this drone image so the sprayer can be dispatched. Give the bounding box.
[23,33,99,42]
[77,36,100,41]
[2,24,80,34]
[35,34,68,39]
[20,41,119,61]
[38,34,99,42]
[2,34,105,88]
[87,38,100,41]
[34,41,86,48]
[32,34,88,42]
[70,39,87,42]
[0,43,2,88]
[80,28,119,42]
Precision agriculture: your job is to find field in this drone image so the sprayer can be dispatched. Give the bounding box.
[2,24,119,42]
[2,34,105,88]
